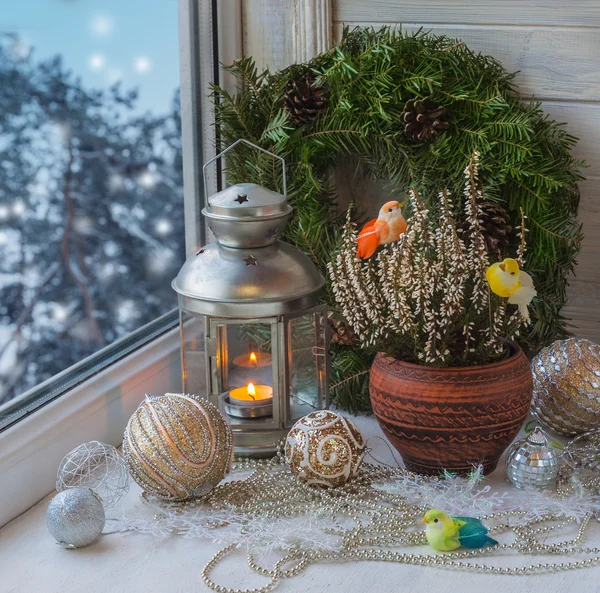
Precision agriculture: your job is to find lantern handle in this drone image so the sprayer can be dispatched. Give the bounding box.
[202,139,287,210]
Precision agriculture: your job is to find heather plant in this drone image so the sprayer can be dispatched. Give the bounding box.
[328,153,529,366]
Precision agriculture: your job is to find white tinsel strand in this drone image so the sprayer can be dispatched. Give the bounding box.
[111,459,600,558]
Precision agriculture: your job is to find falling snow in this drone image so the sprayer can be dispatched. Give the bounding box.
[155,219,172,236]
[90,14,115,38]
[134,56,152,74]
[137,170,158,190]
[88,53,106,72]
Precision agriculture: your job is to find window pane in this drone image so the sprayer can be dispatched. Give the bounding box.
[0,1,183,407]
[287,312,327,422]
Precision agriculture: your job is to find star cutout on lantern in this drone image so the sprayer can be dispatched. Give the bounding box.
[244,255,258,266]
[234,193,249,204]
[265,227,279,240]
[196,248,205,256]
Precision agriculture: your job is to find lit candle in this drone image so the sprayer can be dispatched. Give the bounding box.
[232,351,272,369]
[229,382,273,403]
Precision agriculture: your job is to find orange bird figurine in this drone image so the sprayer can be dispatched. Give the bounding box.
[356,200,407,259]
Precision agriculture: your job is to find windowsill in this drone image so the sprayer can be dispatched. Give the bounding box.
[0,415,596,593]
[0,325,182,527]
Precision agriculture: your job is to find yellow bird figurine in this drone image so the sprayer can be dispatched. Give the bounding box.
[422,509,498,552]
[485,258,536,323]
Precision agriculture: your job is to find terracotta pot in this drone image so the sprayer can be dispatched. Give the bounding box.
[370,342,532,475]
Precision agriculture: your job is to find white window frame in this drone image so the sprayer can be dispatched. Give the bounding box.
[0,0,243,527]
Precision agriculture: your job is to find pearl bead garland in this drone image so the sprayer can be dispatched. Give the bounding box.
[186,445,600,592]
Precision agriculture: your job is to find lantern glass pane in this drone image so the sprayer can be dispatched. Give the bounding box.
[180,312,208,396]
[222,322,274,392]
[287,312,327,422]
[210,320,281,430]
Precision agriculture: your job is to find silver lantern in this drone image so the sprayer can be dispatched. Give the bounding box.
[172,140,330,457]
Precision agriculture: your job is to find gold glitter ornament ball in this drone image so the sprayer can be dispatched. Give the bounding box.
[285,410,365,488]
[531,339,600,436]
[122,393,234,500]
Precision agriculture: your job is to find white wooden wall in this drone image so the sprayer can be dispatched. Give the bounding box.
[242,0,600,342]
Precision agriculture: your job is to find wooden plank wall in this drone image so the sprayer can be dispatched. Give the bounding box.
[242,1,295,72]
[332,2,600,342]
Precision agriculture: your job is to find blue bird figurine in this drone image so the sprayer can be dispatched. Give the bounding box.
[422,509,498,552]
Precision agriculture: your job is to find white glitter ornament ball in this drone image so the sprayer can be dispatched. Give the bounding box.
[122,393,234,501]
[56,441,129,509]
[46,488,105,548]
[285,410,365,488]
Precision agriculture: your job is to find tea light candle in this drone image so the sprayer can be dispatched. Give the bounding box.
[229,351,273,393]
[232,351,272,369]
[229,382,273,403]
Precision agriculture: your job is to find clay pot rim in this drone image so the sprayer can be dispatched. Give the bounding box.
[376,340,521,372]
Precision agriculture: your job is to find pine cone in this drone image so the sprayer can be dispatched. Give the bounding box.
[479,201,513,257]
[284,73,327,125]
[328,315,357,346]
[463,201,513,257]
[403,98,449,142]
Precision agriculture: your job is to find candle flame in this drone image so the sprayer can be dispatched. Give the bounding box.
[249,352,257,364]
[247,383,256,400]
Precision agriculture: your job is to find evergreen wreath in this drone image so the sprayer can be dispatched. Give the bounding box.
[212,27,584,412]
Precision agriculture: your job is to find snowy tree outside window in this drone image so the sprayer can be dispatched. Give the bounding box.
[0,1,184,407]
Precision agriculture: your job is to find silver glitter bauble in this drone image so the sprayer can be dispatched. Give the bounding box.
[285,410,365,488]
[531,338,600,436]
[56,441,129,509]
[46,488,105,548]
[505,426,560,490]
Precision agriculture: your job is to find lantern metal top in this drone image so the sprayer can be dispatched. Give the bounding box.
[202,182,292,249]
[201,140,292,249]
[206,183,291,218]
[172,241,324,317]
[173,140,325,317]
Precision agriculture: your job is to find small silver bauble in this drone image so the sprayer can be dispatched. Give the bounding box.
[46,488,106,548]
[505,426,560,490]
[56,441,129,509]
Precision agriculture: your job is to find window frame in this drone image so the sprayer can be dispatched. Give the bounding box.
[0,0,243,526]
[0,311,179,432]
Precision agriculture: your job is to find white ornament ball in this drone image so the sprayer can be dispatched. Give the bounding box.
[46,488,105,548]
[56,441,129,509]
[285,410,365,488]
